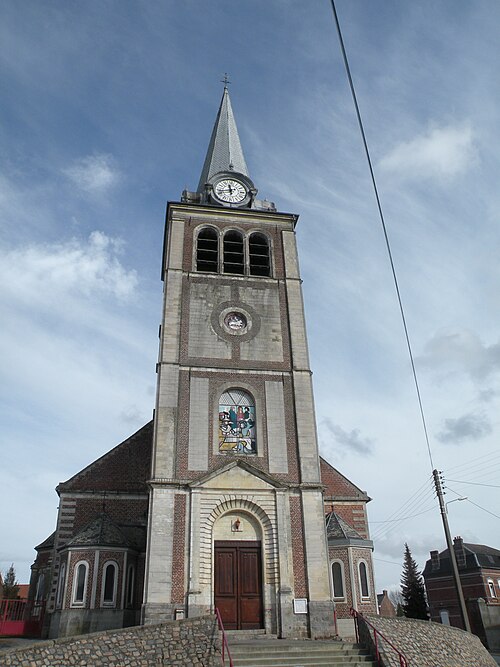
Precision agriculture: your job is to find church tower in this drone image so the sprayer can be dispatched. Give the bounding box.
[142,85,335,638]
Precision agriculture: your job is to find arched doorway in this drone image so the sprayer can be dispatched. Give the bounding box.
[213,511,264,630]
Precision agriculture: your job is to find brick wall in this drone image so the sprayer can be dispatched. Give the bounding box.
[0,616,221,667]
[358,615,496,667]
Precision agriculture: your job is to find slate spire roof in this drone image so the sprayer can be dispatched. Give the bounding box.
[326,511,364,540]
[197,86,250,192]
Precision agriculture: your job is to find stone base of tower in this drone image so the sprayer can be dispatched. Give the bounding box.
[141,603,178,625]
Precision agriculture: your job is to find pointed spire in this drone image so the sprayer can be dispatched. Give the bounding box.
[197,86,250,193]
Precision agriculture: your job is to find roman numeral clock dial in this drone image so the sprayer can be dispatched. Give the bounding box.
[213,178,247,204]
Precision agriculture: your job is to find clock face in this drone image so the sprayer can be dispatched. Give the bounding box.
[214,179,247,204]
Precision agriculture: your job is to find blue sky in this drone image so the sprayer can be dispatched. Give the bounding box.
[2,1,500,595]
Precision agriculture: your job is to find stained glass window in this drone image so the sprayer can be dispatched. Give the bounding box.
[219,388,256,453]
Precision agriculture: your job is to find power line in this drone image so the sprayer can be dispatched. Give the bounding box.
[370,506,436,524]
[447,485,500,521]
[447,479,500,489]
[373,557,402,567]
[328,0,434,471]
[446,448,500,474]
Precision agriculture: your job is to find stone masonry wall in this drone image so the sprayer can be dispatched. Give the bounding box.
[358,614,496,667]
[0,615,221,667]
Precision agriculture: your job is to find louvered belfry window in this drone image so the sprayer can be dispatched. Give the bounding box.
[249,232,270,276]
[196,227,218,273]
[223,230,244,274]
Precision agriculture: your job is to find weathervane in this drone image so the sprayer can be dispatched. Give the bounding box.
[221,72,231,89]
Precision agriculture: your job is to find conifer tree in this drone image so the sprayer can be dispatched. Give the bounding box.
[400,544,428,619]
[2,564,20,599]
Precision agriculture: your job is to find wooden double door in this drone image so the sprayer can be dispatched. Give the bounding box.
[214,541,263,630]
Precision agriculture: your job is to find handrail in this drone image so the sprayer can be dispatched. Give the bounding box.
[350,608,408,667]
[214,607,234,667]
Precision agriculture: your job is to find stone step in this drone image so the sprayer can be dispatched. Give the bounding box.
[227,639,376,667]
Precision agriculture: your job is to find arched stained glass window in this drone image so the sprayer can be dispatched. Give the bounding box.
[218,389,256,453]
[249,233,270,277]
[196,227,218,273]
[223,230,244,274]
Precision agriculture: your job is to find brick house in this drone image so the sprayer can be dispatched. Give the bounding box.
[29,86,375,639]
[423,536,500,649]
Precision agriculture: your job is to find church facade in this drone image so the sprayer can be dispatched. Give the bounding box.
[30,87,377,639]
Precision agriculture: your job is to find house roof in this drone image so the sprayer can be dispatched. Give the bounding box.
[423,542,500,577]
[57,421,153,494]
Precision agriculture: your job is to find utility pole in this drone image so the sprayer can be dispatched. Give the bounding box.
[433,469,471,632]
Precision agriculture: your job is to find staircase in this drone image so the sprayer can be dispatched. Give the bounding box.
[228,637,377,667]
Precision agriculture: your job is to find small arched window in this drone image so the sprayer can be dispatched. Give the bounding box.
[359,561,370,599]
[56,561,66,608]
[125,564,135,608]
[72,561,88,606]
[218,388,256,453]
[223,230,244,274]
[196,227,218,273]
[35,573,45,602]
[102,561,118,606]
[249,233,270,277]
[331,561,345,599]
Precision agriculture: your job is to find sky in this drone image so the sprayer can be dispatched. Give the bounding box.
[1,1,500,596]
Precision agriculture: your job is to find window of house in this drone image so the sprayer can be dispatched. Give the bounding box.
[223,230,244,274]
[218,388,256,453]
[359,561,370,599]
[488,579,496,599]
[102,561,118,606]
[249,233,270,277]
[56,561,66,608]
[331,561,345,599]
[125,564,135,608]
[196,227,219,273]
[72,561,88,606]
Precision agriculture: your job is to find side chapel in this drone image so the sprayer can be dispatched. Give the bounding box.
[30,86,377,639]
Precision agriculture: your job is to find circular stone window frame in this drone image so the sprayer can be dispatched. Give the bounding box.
[211,301,261,343]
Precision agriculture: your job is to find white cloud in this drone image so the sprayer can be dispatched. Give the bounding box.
[379,123,476,181]
[0,231,137,304]
[63,154,121,194]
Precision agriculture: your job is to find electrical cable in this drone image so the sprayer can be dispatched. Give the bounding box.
[328,0,434,471]
[369,476,433,538]
[446,479,500,489]
[446,450,500,475]
[446,485,500,521]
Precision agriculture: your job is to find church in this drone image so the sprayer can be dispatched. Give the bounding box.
[29,85,377,640]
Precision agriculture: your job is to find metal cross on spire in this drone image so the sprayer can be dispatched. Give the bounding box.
[221,72,231,89]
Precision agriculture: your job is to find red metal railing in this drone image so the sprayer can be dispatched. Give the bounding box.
[214,607,234,667]
[350,608,408,667]
[0,599,45,637]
